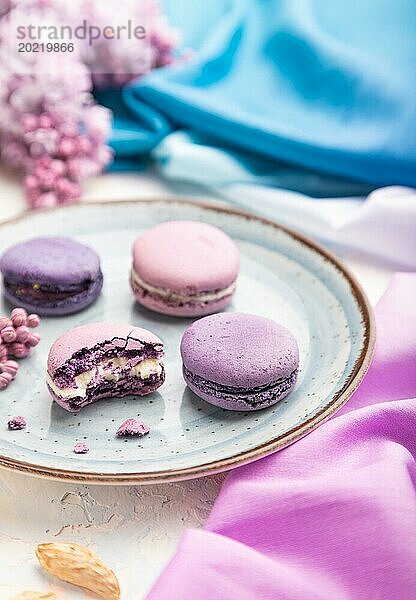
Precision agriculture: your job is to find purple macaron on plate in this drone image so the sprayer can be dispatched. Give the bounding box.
[181,313,299,411]
[0,200,374,484]
[0,237,103,315]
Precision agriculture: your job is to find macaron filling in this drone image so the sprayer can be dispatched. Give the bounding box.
[183,365,298,408]
[47,333,164,412]
[131,268,236,309]
[3,273,103,307]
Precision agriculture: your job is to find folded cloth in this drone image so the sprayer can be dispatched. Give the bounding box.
[153,130,374,197]
[153,130,416,269]
[217,185,416,270]
[147,273,416,600]
[109,0,416,189]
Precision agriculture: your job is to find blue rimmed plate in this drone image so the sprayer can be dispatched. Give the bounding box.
[0,199,375,483]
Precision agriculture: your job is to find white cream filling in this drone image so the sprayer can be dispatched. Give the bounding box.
[47,358,162,399]
[131,269,236,303]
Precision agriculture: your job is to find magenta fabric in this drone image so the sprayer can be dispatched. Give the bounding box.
[147,273,416,600]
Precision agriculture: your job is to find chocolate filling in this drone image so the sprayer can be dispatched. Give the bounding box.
[183,366,298,407]
[4,271,103,306]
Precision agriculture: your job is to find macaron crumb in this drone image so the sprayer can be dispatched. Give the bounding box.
[7,416,26,430]
[73,442,89,454]
[116,418,150,437]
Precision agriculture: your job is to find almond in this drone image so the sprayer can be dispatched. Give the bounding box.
[35,542,120,600]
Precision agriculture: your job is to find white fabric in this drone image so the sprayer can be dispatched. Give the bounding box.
[215,184,416,270]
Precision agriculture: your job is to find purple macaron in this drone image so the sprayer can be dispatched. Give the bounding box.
[47,322,165,413]
[0,237,103,315]
[180,313,299,411]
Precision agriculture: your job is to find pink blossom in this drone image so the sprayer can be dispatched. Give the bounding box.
[0,0,178,208]
[0,308,41,389]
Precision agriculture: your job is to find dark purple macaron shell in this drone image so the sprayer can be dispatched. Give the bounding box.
[0,237,103,315]
[181,313,299,411]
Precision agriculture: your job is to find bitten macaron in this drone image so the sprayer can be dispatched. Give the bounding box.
[47,322,165,412]
[130,221,240,317]
[0,237,103,315]
[181,312,299,411]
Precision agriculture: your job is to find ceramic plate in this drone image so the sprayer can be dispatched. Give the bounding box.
[0,200,374,483]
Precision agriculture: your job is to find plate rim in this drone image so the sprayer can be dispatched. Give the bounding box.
[0,198,376,484]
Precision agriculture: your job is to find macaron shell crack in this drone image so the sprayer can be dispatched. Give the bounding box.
[47,323,165,413]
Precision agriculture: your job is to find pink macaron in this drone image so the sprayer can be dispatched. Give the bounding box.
[130,221,240,317]
[46,322,165,413]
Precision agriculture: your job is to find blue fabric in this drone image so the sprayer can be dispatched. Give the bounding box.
[153,130,374,197]
[107,0,416,190]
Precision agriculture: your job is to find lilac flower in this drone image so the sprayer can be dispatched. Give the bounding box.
[65,0,178,87]
[0,0,15,18]
[0,0,178,208]
[0,50,113,207]
[0,307,41,389]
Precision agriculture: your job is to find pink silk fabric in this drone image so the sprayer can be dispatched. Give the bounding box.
[147,273,416,599]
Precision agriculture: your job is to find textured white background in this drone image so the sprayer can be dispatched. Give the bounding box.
[0,166,392,599]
